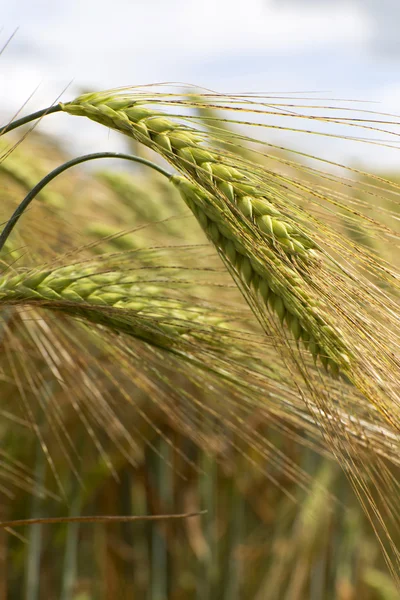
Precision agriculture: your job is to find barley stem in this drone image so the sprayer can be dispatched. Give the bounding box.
[0,152,172,252]
[0,105,62,136]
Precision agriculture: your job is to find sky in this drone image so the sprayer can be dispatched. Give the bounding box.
[1,0,400,169]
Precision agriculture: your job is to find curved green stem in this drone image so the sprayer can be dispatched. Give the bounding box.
[0,105,62,136]
[0,152,172,252]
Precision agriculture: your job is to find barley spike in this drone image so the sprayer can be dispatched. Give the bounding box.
[171,176,351,375]
[0,262,226,344]
[60,94,315,259]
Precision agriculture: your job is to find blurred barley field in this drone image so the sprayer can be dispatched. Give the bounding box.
[0,94,400,600]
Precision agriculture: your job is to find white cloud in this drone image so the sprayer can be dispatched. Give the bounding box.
[3,0,369,65]
[0,0,370,107]
[272,0,400,56]
[0,0,370,115]
[1,0,398,170]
